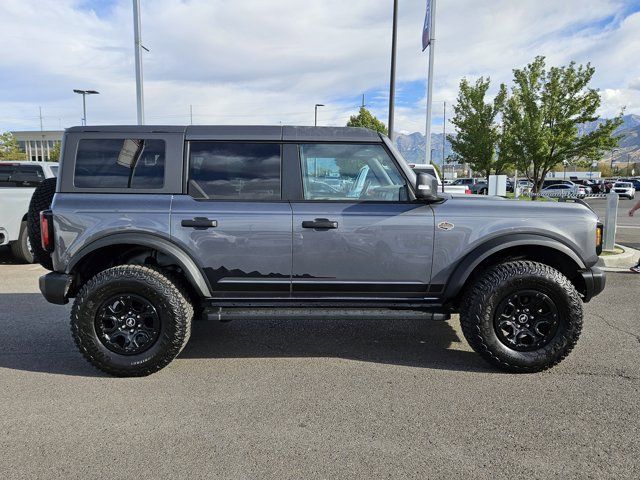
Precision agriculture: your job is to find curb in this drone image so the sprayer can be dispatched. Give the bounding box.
[598,244,640,268]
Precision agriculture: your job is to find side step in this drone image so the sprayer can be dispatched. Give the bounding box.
[203,308,451,322]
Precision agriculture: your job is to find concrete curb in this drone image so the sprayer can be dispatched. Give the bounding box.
[598,244,640,268]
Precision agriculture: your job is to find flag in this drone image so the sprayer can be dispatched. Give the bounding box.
[422,0,432,51]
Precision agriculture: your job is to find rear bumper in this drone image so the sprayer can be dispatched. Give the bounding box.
[39,272,73,305]
[580,266,606,302]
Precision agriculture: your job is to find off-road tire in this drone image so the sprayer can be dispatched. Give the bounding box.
[71,265,193,376]
[460,260,583,373]
[10,221,34,263]
[27,177,57,271]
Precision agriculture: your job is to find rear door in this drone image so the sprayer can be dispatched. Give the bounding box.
[290,143,435,299]
[171,141,292,298]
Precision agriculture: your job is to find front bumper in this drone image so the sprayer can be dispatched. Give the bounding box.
[39,272,73,305]
[580,266,606,302]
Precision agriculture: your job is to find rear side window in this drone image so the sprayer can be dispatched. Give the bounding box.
[0,165,16,186]
[74,139,165,189]
[188,142,281,200]
[0,164,44,187]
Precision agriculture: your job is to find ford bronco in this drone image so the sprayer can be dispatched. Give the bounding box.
[34,125,605,376]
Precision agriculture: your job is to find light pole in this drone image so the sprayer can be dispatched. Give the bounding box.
[73,89,99,126]
[133,0,146,125]
[388,0,398,141]
[610,148,619,174]
[563,160,568,180]
[314,104,324,127]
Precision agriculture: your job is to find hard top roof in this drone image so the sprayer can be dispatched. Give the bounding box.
[65,125,382,142]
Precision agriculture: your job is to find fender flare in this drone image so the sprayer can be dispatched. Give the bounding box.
[443,233,586,300]
[66,232,211,297]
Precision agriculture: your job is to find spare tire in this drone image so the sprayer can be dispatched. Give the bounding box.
[27,177,57,271]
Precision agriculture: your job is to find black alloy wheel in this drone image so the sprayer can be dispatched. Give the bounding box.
[493,290,559,351]
[95,294,161,355]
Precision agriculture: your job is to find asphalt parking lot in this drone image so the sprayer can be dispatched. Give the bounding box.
[0,248,638,479]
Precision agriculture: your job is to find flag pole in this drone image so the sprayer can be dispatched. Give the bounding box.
[424,0,436,163]
[388,0,399,142]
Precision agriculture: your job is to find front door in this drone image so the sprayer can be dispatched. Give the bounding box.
[290,143,435,299]
[171,141,292,298]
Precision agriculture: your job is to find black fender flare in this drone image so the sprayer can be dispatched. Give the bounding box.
[443,233,586,300]
[66,232,211,297]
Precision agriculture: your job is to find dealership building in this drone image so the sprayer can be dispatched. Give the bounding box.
[11,130,64,161]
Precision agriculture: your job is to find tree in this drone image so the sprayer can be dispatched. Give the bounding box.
[49,142,61,162]
[501,56,622,197]
[346,107,388,135]
[448,77,506,182]
[0,132,23,160]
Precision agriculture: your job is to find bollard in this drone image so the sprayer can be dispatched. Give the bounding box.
[603,192,618,252]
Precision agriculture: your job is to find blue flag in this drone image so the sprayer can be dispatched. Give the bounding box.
[422,0,432,51]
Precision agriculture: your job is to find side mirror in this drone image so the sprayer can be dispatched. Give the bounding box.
[415,173,440,201]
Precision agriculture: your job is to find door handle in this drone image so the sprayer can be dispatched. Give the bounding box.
[302,218,338,229]
[181,217,218,230]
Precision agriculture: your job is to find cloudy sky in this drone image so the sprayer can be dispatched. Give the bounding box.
[1,0,639,134]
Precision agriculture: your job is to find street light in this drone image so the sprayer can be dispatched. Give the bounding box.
[610,148,619,173]
[314,104,324,127]
[73,89,99,126]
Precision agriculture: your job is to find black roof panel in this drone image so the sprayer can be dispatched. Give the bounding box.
[65,125,382,142]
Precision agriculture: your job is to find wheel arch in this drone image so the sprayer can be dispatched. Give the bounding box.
[66,232,211,298]
[444,234,587,305]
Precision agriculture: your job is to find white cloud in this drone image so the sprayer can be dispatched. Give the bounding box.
[0,0,638,133]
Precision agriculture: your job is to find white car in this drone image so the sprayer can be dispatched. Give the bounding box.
[0,161,58,262]
[612,182,635,199]
[540,183,586,199]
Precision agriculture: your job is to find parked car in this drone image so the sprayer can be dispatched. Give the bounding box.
[611,182,636,199]
[572,179,594,195]
[541,179,574,189]
[540,183,586,199]
[619,178,640,192]
[34,125,605,376]
[0,161,58,262]
[469,181,488,194]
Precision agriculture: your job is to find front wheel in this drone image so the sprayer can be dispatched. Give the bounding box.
[71,265,193,376]
[460,260,583,373]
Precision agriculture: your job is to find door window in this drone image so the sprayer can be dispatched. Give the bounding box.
[188,142,281,200]
[299,144,408,201]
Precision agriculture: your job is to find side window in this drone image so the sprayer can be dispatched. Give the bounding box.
[299,144,408,201]
[74,139,165,189]
[188,142,281,200]
[2,165,44,187]
[0,165,16,187]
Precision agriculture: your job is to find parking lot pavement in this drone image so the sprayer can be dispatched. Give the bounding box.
[0,258,638,479]
[585,197,640,250]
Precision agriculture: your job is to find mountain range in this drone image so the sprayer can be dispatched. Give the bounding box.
[395,114,640,166]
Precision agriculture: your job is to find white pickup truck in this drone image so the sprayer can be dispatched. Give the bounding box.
[0,161,58,262]
[406,163,470,195]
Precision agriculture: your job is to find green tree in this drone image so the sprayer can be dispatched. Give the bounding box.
[338,107,389,177]
[501,56,622,197]
[346,107,388,135]
[448,77,506,183]
[48,141,61,162]
[0,132,24,160]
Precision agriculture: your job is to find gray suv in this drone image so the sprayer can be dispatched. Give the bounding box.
[35,125,605,376]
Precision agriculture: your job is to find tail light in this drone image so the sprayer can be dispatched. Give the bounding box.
[465,188,472,194]
[40,210,54,253]
[595,222,603,255]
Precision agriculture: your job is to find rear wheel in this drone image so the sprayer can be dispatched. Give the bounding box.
[10,221,34,263]
[460,260,582,373]
[71,265,193,376]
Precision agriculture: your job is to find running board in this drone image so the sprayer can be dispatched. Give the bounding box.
[202,307,451,322]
